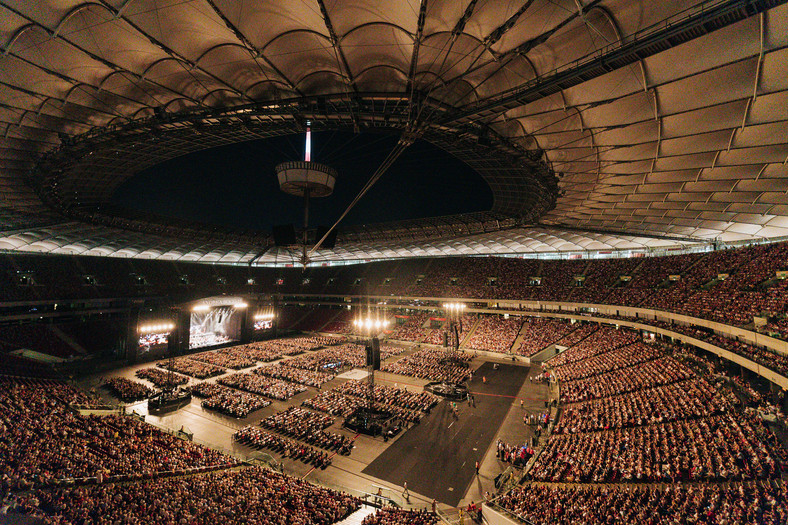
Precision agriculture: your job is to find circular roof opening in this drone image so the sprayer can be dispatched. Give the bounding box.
[111,131,494,232]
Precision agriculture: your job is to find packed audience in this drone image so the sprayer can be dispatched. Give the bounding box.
[303,389,422,423]
[531,413,780,482]
[382,348,472,383]
[705,334,788,376]
[499,320,788,524]
[569,313,788,378]
[465,315,523,353]
[157,357,224,379]
[558,356,695,404]
[285,344,367,372]
[189,347,257,370]
[259,407,353,454]
[13,466,360,524]
[554,378,730,434]
[254,363,334,388]
[191,382,270,418]
[0,377,235,491]
[234,427,332,468]
[335,380,438,412]
[514,317,582,357]
[218,372,307,400]
[549,326,641,367]
[361,508,439,525]
[222,340,298,362]
[498,482,788,525]
[103,377,153,401]
[552,323,599,349]
[496,439,536,467]
[135,367,189,387]
[551,341,663,382]
[389,313,429,342]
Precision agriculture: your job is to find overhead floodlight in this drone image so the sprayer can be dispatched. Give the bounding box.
[193,304,210,312]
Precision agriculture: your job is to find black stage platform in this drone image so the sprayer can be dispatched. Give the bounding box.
[362,361,529,506]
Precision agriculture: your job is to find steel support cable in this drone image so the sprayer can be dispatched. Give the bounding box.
[307,137,413,259]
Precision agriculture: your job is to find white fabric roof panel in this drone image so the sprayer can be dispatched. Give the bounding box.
[0,0,785,261]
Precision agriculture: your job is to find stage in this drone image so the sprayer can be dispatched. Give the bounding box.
[362,361,529,506]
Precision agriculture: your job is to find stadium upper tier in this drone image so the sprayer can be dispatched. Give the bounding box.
[2,240,788,339]
[0,0,787,262]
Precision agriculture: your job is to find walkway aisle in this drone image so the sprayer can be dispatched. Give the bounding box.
[333,504,377,525]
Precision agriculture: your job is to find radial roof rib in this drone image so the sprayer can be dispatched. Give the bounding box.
[0,0,787,260]
[439,0,784,126]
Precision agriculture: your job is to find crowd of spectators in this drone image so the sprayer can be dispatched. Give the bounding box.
[465,316,523,353]
[361,508,439,525]
[498,482,788,525]
[285,344,366,372]
[551,342,663,382]
[558,357,695,403]
[222,341,297,362]
[218,372,307,400]
[335,380,438,412]
[190,382,270,418]
[322,310,354,334]
[103,377,153,402]
[233,427,332,468]
[313,241,788,338]
[259,407,353,454]
[303,389,423,424]
[389,314,430,342]
[514,317,581,357]
[554,378,730,434]
[0,376,98,408]
[302,389,369,418]
[496,439,535,467]
[13,466,360,524]
[135,367,189,387]
[531,413,780,483]
[423,314,476,346]
[705,334,788,376]
[190,347,257,370]
[254,363,334,388]
[552,323,599,349]
[0,377,235,491]
[566,313,788,379]
[549,327,640,368]
[382,348,472,383]
[157,357,224,379]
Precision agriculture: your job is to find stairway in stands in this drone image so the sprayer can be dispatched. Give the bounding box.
[333,504,377,525]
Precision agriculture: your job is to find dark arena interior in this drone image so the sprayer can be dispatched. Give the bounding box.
[1,1,788,525]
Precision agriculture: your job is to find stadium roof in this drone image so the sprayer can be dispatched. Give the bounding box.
[0,0,787,265]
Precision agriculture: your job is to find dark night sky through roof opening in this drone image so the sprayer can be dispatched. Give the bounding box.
[112,131,494,232]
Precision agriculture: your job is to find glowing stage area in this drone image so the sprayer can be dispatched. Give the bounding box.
[188,297,248,350]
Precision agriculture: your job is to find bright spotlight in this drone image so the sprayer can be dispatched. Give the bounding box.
[234,302,247,309]
[193,304,210,312]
